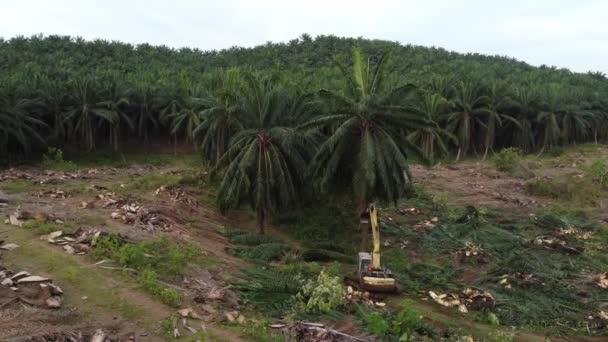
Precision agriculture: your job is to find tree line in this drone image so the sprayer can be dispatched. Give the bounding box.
[1,34,607,233]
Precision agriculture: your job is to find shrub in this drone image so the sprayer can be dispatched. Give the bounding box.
[491,148,534,178]
[491,148,522,172]
[41,147,78,171]
[292,270,344,315]
[229,233,279,246]
[526,176,600,205]
[228,243,290,263]
[301,249,354,263]
[589,158,608,185]
[232,265,317,316]
[138,268,183,307]
[358,301,422,340]
[22,220,65,234]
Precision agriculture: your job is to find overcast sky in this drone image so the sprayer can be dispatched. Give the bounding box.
[1,0,607,73]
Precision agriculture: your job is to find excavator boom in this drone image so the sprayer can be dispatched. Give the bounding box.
[369,204,381,270]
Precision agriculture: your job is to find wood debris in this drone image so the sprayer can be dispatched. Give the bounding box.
[270,322,369,342]
[399,207,420,216]
[457,241,483,258]
[428,288,495,313]
[155,185,199,208]
[0,266,63,309]
[110,202,175,231]
[383,238,409,249]
[532,235,583,254]
[557,226,593,240]
[32,189,68,199]
[0,243,20,251]
[412,218,438,231]
[42,228,107,255]
[24,329,134,342]
[498,273,544,289]
[593,273,608,289]
[587,311,608,330]
[344,286,385,308]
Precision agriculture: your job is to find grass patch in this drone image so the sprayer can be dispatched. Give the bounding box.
[40,147,79,171]
[22,220,67,234]
[2,227,148,322]
[119,173,182,193]
[526,176,601,205]
[228,232,279,246]
[227,243,291,263]
[0,180,38,193]
[491,148,535,179]
[91,235,202,278]
[90,234,210,307]
[589,158,608,185]
[69,150,201,169]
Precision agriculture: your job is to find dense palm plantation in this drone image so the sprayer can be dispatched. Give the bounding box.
[1,34,608,230]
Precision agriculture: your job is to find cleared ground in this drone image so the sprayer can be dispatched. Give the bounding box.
[0,145,607,341]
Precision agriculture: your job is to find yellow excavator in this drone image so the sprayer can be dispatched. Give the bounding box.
[351,204,398,293]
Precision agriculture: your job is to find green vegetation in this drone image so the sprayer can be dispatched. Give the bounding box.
[0,180,38,193]
[90,235,202,307]
[22,220,66,234]
[491,147,534,178]
[2,35,607,166]
[232,263,320,316]
[589,158,608,185]
[358,301,423,341]
[40,147,78,171]
[91,235,200,277]
[228,243,291,263]
[291,271,345,315]
[526,175,601,205]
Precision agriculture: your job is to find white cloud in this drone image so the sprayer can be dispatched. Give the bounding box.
[0,0,605,73]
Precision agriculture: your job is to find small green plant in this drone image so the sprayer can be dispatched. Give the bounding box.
[392,301,422,341]
[232,264,317,316]
[491,148,522,172]
[240,319,285,342]
[359,301,422,341]
[589,158,608,185]
[41,147,78,171]
[292,270,345,315]
[22,220,65,234]
[63,266,80,283]
[491,148,534,178]
[228,243,290,263]
[483,312,501,326]
[229,233,279,246]
[363,312,390,335]
[526,176,600,205]
[486,329,515,342]
[138,268,183,307]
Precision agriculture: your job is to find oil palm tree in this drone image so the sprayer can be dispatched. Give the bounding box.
[62,78,124,151]
[482,81,519,160]
[406,93,455,161]
[445,81,491,160]
[508,86,538,152]
[96,81,132,151]
[194,68,243,164]
[0,94,46,157]
[303,47,434,245]
[214,73,316,234]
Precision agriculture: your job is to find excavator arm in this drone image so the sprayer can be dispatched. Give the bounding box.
[369,204,381,270]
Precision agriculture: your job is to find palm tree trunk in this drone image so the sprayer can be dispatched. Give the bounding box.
[256,206,265,235]
[536,145,546,158]
[455,147,462,162]
[482,144,490,161]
